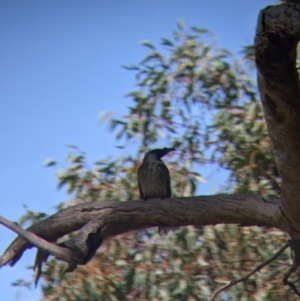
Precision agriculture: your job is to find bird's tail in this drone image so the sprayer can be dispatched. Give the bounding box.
[158,226,180,236]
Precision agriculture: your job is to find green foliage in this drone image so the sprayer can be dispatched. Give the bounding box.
[19,204,48,228]
[17,23,294,300]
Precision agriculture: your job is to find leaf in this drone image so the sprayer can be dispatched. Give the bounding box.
[65,144,78,149]
[97,110,112,123]
[140,39,156,50]
[176,18,185,30]
[190,26,209,34]
[161,38,174,47]
[121,64,139,71]
[43,158,56,167]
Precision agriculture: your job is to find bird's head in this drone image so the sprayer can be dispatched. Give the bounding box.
[145,147,175,160]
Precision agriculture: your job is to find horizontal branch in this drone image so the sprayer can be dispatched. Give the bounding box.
[0,194,287,272]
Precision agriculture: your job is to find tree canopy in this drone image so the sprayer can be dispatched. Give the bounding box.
[2,2,300,300]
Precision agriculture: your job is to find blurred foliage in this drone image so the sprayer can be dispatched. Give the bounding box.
[19,22,294,300]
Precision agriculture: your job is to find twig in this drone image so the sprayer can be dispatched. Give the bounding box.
[0,216,79,264]
[282,262,300,296]
[281,238,300,296]
[208,240,294,301]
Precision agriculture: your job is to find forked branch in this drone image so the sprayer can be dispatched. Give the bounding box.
[0,194,285,285]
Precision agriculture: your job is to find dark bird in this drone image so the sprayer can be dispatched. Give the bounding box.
[137,147,176,235]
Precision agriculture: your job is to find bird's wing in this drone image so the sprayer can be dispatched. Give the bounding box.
[137,165,145,199]
[138,183,144,199]
[166,177,171,198]
[158,163,171,198]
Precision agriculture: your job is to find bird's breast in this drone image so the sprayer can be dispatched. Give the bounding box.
[139,163,168,198]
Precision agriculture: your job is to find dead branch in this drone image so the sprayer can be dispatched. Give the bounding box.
[0,216,80,263]
[0,195,285,285]
[208,238,298,301]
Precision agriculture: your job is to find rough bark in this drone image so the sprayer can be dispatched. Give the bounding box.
[0,195,286,272]
[255,2,300,234]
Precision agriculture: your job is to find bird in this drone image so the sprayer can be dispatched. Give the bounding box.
[137,147,176,235]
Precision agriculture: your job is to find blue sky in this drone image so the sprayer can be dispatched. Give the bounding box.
[0,1,272,300]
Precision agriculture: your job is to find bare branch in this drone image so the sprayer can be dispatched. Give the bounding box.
[282,262,300,296]
[0,216,81,264]
[0,195,285,272]
[208,239,296,301]
[282,238,300,296]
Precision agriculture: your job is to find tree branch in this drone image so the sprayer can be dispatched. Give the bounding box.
[0,216,81,264]
[0,195,286,275]
[208,238,296,301]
